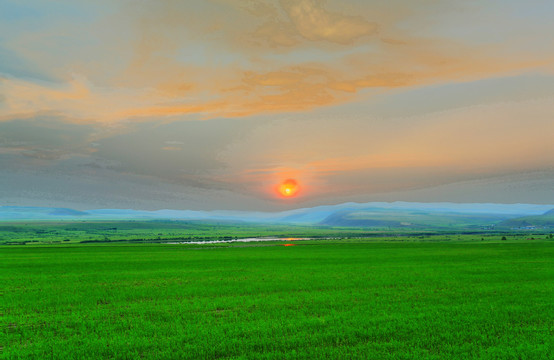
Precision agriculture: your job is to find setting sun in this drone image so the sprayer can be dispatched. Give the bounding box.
[278,179,299,198]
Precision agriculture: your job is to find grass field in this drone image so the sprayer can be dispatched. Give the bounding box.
[0,220,422,245]
[2,240,553,359]
[1,220,550,245]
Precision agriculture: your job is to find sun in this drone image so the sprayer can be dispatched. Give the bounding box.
[278,179,299,198]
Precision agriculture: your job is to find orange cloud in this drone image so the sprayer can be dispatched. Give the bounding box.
[2,0,553,124]
[280,0,377,44]
[212,95,554,201]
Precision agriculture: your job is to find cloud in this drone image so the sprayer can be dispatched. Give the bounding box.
[216,95,554,201]
[2,0,554,210]
[0,115,98,159]
[1,0,553,123]
[280,0,377,44]
[250,21,301,48]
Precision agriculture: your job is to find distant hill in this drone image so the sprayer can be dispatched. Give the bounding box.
[2,202,553,230]
[0,206,89,220]
[497,211,554,229]
[49,208,89,216]
[319,208,513,229]
[321,210,404,227]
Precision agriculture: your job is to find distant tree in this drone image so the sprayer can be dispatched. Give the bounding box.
[501,236,507,241]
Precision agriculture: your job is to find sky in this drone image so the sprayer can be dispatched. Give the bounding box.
[1,0,554,211]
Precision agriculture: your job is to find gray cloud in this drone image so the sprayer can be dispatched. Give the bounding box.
[0,115,97,159]
[92,118,244,183]
[2,1,554,210]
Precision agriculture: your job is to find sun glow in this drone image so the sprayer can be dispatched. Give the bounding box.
[278,179,299,198]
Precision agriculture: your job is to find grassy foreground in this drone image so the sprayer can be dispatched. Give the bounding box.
[2,241,554,359]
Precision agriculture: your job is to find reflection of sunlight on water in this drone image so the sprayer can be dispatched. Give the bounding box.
[165,237,312,245]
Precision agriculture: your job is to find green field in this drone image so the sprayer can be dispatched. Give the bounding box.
[0,221,410,245]
[2,220,550,245]
[3,240,553,359]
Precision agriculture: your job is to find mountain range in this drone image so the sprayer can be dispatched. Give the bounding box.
[2,202,553,229]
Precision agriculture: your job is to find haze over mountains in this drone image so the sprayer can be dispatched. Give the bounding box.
[2,202,553,230]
